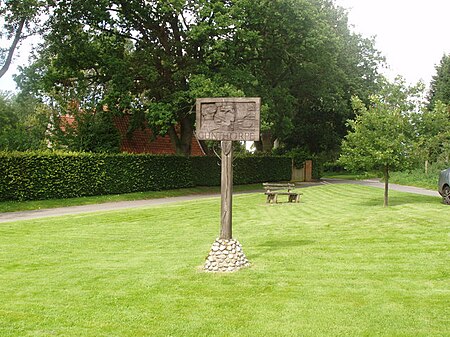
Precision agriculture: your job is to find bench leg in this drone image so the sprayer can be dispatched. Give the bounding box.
[296,194,300,203]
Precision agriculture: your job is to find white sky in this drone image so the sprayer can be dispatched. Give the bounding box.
[1,0,450,92]
[335,0,450,87]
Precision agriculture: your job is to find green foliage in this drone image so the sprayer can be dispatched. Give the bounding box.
[0,92,50,150]
[411,100,450,165]
[234,155,292,185]
[339,79,417,174]
[16,0,383,156]
[50,110,121,153]
[189,155,292,186]
[190,156,221,186]
[101,154,194,194]
[0,0,48,78]
[0,152,194,201]
[428,54,450,108]
[389,168,443,191]
[338,78,422,206]
[0,152,291,201]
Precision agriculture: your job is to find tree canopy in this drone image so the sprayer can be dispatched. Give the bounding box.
[428,54,450,108]
[338,78,422,206]
[0,0,48,79]
[0,91,50,150]
[15,0,384,155]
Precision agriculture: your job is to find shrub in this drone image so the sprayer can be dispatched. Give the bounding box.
[0,152,194,201]
[234,155,291,184]
[191,155,291,186]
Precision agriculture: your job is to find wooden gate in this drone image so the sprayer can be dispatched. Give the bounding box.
[291,159,313,182]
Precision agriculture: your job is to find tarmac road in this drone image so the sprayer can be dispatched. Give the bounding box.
[0,179,440,223]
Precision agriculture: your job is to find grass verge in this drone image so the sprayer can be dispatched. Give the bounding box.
[0,184,448,336]
[389,170,440,190]
[322,172,380,180]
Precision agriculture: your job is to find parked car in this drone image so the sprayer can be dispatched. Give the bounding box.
[438,168,450,205]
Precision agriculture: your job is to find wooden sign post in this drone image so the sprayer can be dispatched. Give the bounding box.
[220,140,233,239]
[196,97,261,272]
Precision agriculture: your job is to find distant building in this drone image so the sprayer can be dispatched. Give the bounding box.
[58,113,205,156]
[113,114,205,155]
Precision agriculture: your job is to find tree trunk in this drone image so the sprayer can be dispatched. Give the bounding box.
[198,140,214,156]
[261,130,274,153]
[0,18,26,79]
[179,116,193,155]
[167,116,193,156]
[384,165,389,207]
[253,140,263,152]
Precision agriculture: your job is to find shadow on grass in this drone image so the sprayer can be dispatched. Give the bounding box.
[252,239,315,258]
[355,193,442,208]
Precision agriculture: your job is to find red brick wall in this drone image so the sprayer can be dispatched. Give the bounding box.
[113,115,205,156]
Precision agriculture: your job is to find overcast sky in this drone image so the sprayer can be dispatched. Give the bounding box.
[335,0,450,87]
[1,0,450,92]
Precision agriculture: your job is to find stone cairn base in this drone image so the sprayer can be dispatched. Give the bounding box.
[204,238,250,272]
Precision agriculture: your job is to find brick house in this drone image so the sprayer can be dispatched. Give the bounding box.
[59,113,205,155]
[114,114,205,155]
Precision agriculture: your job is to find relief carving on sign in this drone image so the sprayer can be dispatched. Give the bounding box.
[196,97,261,141]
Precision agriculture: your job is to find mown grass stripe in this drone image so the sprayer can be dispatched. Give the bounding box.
[0,184,448,336]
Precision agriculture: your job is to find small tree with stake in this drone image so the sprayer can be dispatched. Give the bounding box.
[339,80,415,207]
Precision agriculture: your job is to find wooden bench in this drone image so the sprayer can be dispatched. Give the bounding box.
[263,183,302,204]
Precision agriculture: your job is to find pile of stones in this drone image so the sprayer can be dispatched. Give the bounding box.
[204,238,250,272]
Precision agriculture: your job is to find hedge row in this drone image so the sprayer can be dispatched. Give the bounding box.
[0,152,291,201]
[190,156,292,186]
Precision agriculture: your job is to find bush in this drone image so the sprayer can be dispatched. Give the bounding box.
[0,152,291,201]
[102,154,194,194]
[390,163,449,190]
[190,156,221,186]
[234,155,291,184]
[191,155,291,186]
[0,152,194,201]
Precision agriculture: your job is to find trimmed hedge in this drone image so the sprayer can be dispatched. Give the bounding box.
[0,152,291,202]
[234,156,292,185]
[190,156,292,186]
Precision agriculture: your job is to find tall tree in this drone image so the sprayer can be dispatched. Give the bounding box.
[428,54,450,108]
[18,0,253,155]
[17,0,383,156]
[0,0,47,79]
[282,2,384,157]
[412,101,450,167]
[0,91,50,150]
[338,78,416,207]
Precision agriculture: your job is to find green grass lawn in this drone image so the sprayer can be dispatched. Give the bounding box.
[0,184,449,336]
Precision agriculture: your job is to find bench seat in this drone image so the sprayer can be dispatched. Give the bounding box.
[263,183,302,204]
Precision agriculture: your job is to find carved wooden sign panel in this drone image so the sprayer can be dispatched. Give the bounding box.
[196,97,261,141]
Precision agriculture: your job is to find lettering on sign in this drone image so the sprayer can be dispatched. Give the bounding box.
[196,97,261,141]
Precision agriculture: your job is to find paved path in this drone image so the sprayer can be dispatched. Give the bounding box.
[0,193,220,223]
[0,179,440,223]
